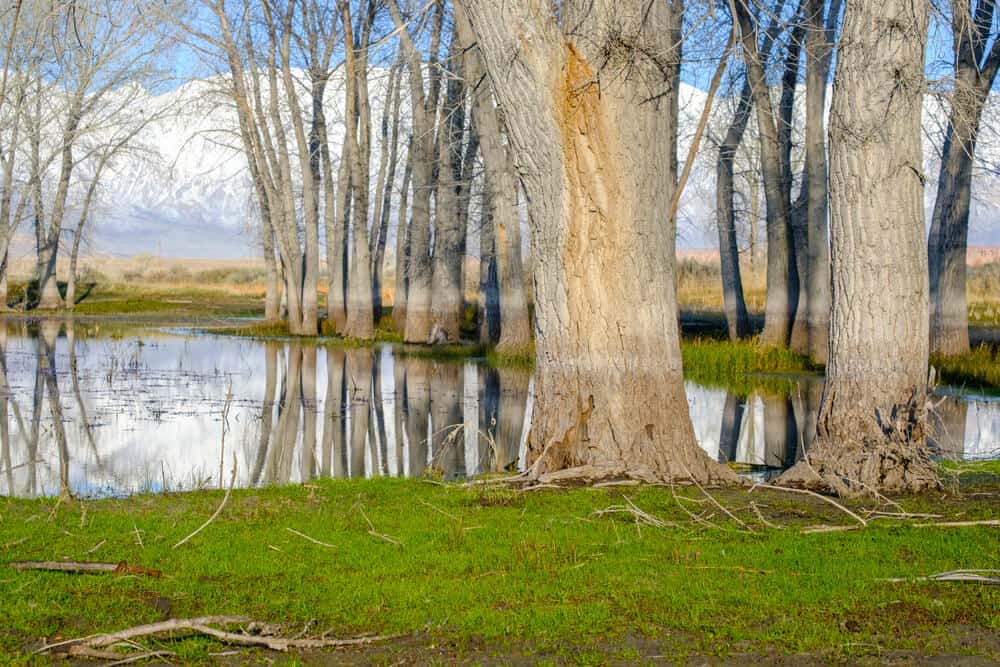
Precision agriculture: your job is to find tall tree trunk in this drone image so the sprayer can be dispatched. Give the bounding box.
[392,141,413,333]
[429,27,469,344]
[780,0,936,496]
[716,86,755,341]
[342,2,376,340]
[372,56,404,323]
[715,1,785,340]
[780,5,808,354]
[388,0,444,344]
[799,0,842,364]
[928,3,1000,356]
[457,8,532,353]
[477,198,501,344]
[460,0,736,484]
[261,217,281,322]
[734,0,796,347]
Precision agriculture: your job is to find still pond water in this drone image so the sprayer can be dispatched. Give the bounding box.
[1,320,997,498]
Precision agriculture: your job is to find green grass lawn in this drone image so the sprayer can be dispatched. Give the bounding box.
[2,476,998,664]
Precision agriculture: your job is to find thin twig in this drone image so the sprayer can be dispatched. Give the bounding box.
[360,508,402,545]
[173,455,237,549]
[750,483,868,527]
[285,528,335,549]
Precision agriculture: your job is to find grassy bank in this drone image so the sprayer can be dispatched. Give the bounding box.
[933,345,1000,394]
[1,477,998,664]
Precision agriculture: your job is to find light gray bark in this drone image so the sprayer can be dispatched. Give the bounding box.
[372,55,404,322]
[429,25,469,344]
[799,0,842,364]
[927,0,1000,356]
[392,140,413,333]
[780,0,936,496]
[780,4,809,355]
[456,7,531,352]
[734,0,796,347]
[459,0,736,483]
[342,2,376,340]
[387,0,444,344]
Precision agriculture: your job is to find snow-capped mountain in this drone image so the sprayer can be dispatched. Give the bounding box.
[73,74,1000,259]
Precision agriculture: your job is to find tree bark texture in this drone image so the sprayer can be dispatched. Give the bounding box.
[780,0,936,496]
[460,0,736,484]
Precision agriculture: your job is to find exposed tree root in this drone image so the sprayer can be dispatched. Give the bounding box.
[776,434,941,498]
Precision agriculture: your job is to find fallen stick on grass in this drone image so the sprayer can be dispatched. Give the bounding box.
[881,569,1000,585]
[9,560,161,577]
[37,616,403,656]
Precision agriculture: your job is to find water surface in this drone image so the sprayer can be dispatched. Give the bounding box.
[0,321,996,498]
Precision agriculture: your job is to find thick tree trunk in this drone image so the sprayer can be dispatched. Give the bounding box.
[780,0,936,496]
[461,0,736,484]
[261,218,281,322]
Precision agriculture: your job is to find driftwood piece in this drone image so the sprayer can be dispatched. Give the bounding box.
[9,560,161,577]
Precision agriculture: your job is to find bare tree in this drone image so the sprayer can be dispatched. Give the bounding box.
[780,0,937,496]
[733,0,798,347]
[459,0,736,483]
[387,0,444,344]
[341,0,376,339]
[455,6,531,351]
[715,1,787,340]
[927,0,1000,356]
[799,0,842,363]
[371,52,405,322]
[23,0,164,310]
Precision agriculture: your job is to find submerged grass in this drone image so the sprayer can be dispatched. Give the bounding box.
[0,479,997,663]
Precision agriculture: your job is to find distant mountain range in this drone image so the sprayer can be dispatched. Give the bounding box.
[63,74,1000,259]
